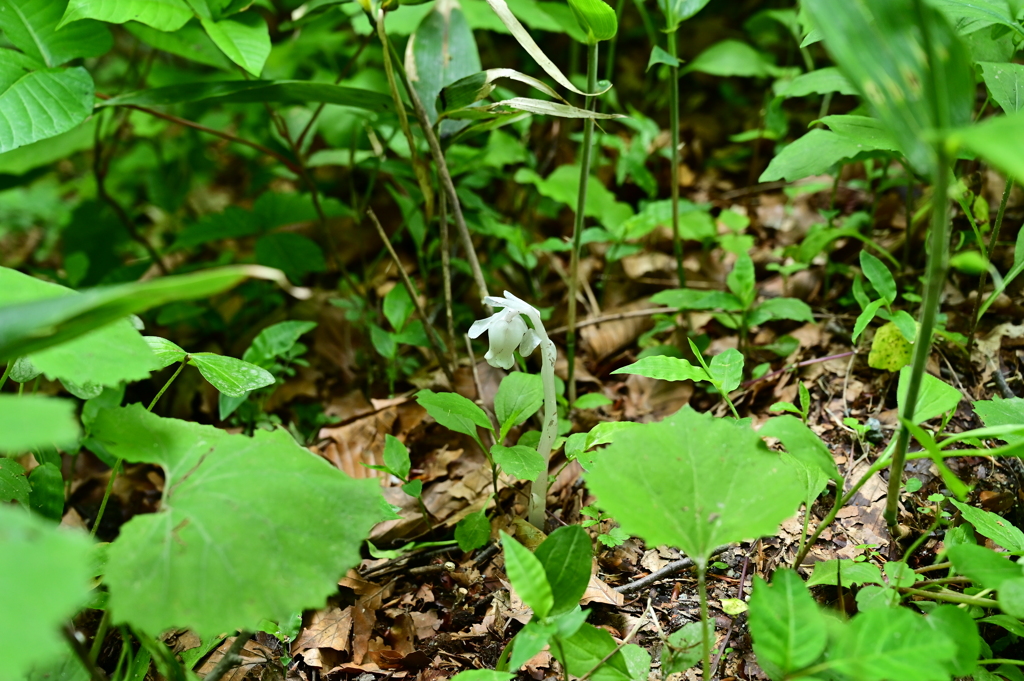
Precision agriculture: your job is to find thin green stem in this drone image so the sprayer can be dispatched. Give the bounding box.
[148,359,186,412]
[566,42,599,406]
[89,609,111,663]
[667,30,685,288]
[0,361,10,392]
[981,660,1024,667]
[898,586,998,607]
[698,565,711,681]
[884,150,950,536]
[968,178,1014,351]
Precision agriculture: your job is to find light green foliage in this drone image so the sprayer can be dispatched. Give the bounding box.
[200,11,270,76]
[613,347,743,394]
[95,404,381,635]
[495,372,544,440]
[658,0,711,29]
[585,407,803,566]
[805,559,883,587]
[491,444,546,481]
[749,570,827,679]
[828,608,956,681]
[0,506,93,681]
[455,510,491,551]
[188,353,275,397]
[946,544,1024,589]
[0,66,95,155]
[973,397,1024,444]
[566,0,616,43]
[555,622,648,681]
[683,40,781,78]
[980,61,1024,113]
[60,0,193,31]
[896,366,962,424]
[416,389,493,447]
[950,499,1024,553]
[661,622,708,675]
[0,395,80,454]
[774,67,856,98]
[409,0,482,123]
[760,116,900,183]
[28,462,64,521]
[0,0,111,68]
[867,322,912,371]
[0,458,30,504]
[533,525,592,616]
[500,532,553,617]
[805,0,974,174]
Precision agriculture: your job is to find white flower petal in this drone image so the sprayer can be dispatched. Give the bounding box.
[468,314,499,339]
[483,296,509,309]
[501,290,540,318]
[519,329,541,356]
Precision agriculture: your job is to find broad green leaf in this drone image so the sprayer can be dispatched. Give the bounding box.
[980,613,1024,637]
[611,355,709,383]
[243,320,317,367]
[407,0,482,125]
[515,166,632,231]
[946,544,1024,589]
[573,393,612,410]
[509,619,557,671]
[383,285,414,332]
[759,416,841,482]
[1000,577,1024,618]
[28,462,64,521]
[708,348,744,393]
[805,559,883,587]
[0,458,30,504]
[0,265,292,363]
[0,0,111,67]
[124,20,231,69]
[585,407,803,566]
[651,288,743,311]
[255,232,326,283]
[0,395,80,454]
[383,435,411,481]
[980,61,1024,113]
[60,0,193,31]
[931,0,1021,36]
[554,622,635,681]
[953,110,1024,183]
[101,80,394,112]
[534,525,592,616]
[401,479,423,497]
[492,444,546,481]
[455,510,491,552]
[0,67,94,154]
[860,250,896,304]
[748,298,815,327]
[926,605,979,677]
[662,621,708,675]
[727,253,756,307]
[897,366,962,424]
[853,298,886,343]
[973,398,1024,444]
[566,0,617,43]
[774,67,856,98]
[950,499,1024,553]
[749,570,827,678]
[829,608,955,681]
[682,39,780,78]
[416,390,493,444]
[495,372,544,438]
[95,404,381,635]
[145,336,187,369]
[613,199,716,243]
[805,0,974,175]
[868,321,912,371]
[187,353,275,397]
[200,11,269,76]
[647,45,681,70]
[761,130,879,183]
[0,506,93,679]
[500,531,553,618]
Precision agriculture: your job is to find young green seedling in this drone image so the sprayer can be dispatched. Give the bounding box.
[770,381,811,423]
[851,250,917,345]
[362,434,432,527]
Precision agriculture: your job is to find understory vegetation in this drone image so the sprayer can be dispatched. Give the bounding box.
[7,0,1024,679]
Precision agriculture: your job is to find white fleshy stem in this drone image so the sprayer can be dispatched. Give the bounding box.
[529,332,558,529]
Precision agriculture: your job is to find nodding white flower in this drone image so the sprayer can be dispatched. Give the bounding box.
[468,291,543,370]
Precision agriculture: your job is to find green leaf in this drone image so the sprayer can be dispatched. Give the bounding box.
[868,322,913,371]
[584,407,804,566]
[759,416,841,482]
[980,61,1024,114]
[980,613,1024,637]
[897,366,962,424]
[101,79,394,112]
[243,320,317,367]
[658,0,711,27]
[534,525,592,616]
[509,619,557,671]
[748,298,815,327]
[0,0,111,67]
[760,127,897,183]
[611,355,709,383]
[0,458,30,504]
[0,395,81,454]
[0,66,94,154]
[401,479,423,498]
[450,672,513,681]
[647,45,681,71]
[29,462,64,521]
[200,11,269,76]
[805,559,883,587]
[804,0,974,175]
[1000,577,1024,619]
[383,284,414,332]
[491,444,546,481]
[145,336,187,369]
[613,200,716,242]
[946,544,1024,589]
[188,353,275,397]
[775,67,857,98]
[495,372,544,439]
[255,233,326,284]
[682,39,780,78]
[573,393,612,410]
[383,435,411,481]
[925,606,979,677]
[554,623,635,681]
[853,299,886,343]
[890,309,917,344]
[662,621,707,675]
[953,110,1024,184]
[650,288,743,311]
[416,390,493,445]
[0,265,292,363]
[950,499,1024,553]
[124,20,231,69]
[708,348,744,393]
[828,607,956,681]
[566,0,617,43]
[860,250,896,304]
[727,253,756,307]
[61,0,193,31]
[0,506,93,679]
[749,570,827,678]
[94,404,381,635]
[500,531,553,618]
[455,510,491,552]
[973,398,1024,445]
[407,0,482,124]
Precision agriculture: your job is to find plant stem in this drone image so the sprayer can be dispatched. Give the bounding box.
[667,30,686,288]
[528,328,559,529]
[980,660,1024,667]
[0,361,10,392]
[566,42,599,406]
[203,632,253,681]
[898,586,998,607]
[64,624,109,681]
[698,564,711,681]
[148,359,186,412]
[884,150,950,536]
[968,178,1014,351]
[89,609,112,663]
[440,191,458,367]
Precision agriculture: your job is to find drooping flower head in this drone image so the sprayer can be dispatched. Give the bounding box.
[468,291,542,370]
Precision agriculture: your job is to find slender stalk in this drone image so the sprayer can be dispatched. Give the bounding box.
[89,609,112,663]
[697,564,711,681]
[884,150,950,535]
[567,43,600,406]
[148,359,186,412]
[968,178,1014,351]
[63,624,109,681]
[667,30,686,288]
[0,362,10,392]
[898,587,998,607]
[529,327,559,529]
[440,191,458,367]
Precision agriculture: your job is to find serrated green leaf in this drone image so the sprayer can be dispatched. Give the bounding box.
[95,404,381,635]
[188,353,275,397]
[0,395,80,454]
[0,66,94,154]
[61,0,193,31]
[201,11,270,76]
[950,499,1024,553]
[0,0,111,67]
[500,531,553,618]
[749,570,827,678]
[585,407,803,565]
[491,444,546,481]
[0,506,93,679]
[534,525,592,616]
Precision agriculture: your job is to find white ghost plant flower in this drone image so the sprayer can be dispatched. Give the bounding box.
[469,291,558,529]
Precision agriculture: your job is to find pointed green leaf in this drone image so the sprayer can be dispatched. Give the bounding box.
[407,0,482,124]
[828,607,956,681]
[759,416,841,482]
[708,348,744,393]
[950,499,1024,553]
[383,434,411,481]
[897,366,962,424]
[94,404,381,635]
[748,297,815,326]
[973,397,1024,445]
[455,510,491,552]
[61,0,193,32]
[500,531,553,618]
[567,0,617,43]
[726,253,756,307]
[611,355,709,383]
[0,0,111,67]
[416,389,493,444]
[509,619,557,671]
[188,353,275,397]
[0,66,94,153]
[28,462,64,521]
[200,11,270,76]
[749,570,827,678]
[145,336,187,369]
[554,623,635,681]
[491,444,546,481]
[805,559,883,587]
[495,372,544,438]
[859,250,896,304]
[946,544,1024,590]
[534,525,592,616]
[0,458,30,504]
[980,61,1024,113]
[853,298,886,343]
[243,320,317,367]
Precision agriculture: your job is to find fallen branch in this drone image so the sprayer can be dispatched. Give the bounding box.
[615,545,731,594]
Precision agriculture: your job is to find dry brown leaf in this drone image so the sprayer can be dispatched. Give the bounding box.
[292,607,353,654]
[580,575,624,607]
[197,637,274,680]
[351,601,377,664]
[316,407,397,478]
